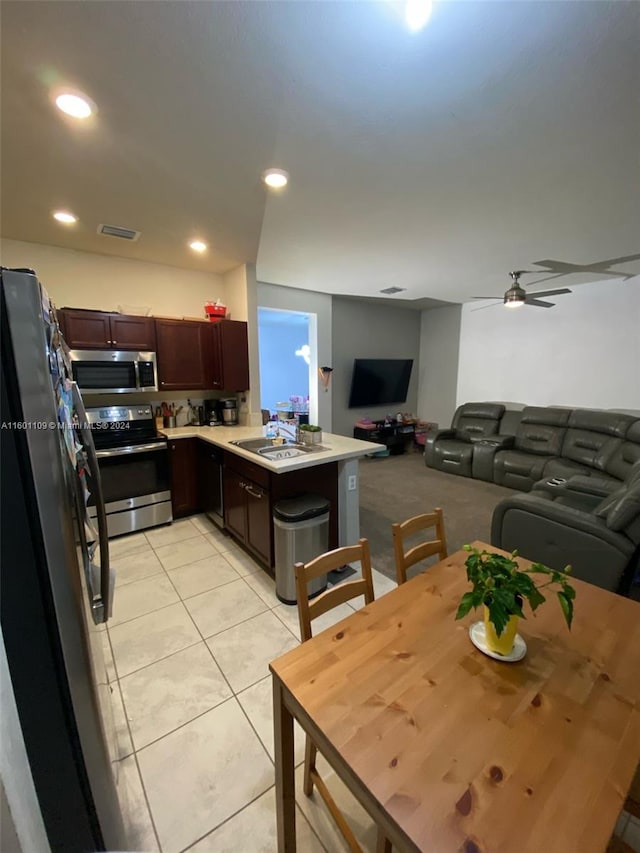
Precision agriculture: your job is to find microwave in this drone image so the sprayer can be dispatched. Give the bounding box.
[70,350,158,394]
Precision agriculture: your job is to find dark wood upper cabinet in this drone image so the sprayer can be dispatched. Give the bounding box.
[156,319,212,391]
[58,307,249,392]
[209,320,249,391]
[59,310,112,349]
[59,309,156,351]
[109,315,156,351]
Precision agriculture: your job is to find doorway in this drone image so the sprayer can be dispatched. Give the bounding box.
[257,307,317,423]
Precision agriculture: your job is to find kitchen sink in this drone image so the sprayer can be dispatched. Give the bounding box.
[229,438,274,452]
[229,438,326,459]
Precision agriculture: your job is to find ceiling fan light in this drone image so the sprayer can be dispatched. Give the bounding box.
[262,168,289,189]
[504,286,526,307]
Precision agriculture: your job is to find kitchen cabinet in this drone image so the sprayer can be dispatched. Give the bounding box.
[155,319,213,391]
[223,452,272,570]
[197,440,223,526]
[209,320,249,391]
[58,309,156,351]
[168,438,199,517]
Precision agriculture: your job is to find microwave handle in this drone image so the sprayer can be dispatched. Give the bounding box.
[71,382,112,623]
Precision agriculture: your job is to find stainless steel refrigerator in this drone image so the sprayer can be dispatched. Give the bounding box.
[1,268,126,851]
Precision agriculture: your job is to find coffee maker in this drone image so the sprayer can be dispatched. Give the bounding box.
[203,399,223,426]
[221,398,238,425]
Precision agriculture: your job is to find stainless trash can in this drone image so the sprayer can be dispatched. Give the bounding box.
[273,494,330,604]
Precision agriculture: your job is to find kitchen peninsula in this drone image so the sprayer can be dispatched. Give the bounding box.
[160,426,384,575]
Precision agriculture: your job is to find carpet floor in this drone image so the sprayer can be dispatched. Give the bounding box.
[358,451,515,581]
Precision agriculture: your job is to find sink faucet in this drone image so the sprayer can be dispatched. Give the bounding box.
[276,422,298,442]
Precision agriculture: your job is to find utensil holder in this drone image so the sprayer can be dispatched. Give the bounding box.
[163,416,177,429]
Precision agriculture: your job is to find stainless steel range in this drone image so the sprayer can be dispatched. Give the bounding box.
[86,404,172,537]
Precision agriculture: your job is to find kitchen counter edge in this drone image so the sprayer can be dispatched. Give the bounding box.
[159,426,385,472]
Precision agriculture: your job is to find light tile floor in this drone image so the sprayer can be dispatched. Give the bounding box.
[103,514,397,853]
[104,516,640,853]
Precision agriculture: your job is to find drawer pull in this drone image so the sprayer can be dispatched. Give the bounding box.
[245,484,263,499]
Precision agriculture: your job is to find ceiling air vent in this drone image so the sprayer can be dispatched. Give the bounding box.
[379,286,406,295]
[97,224,141,241]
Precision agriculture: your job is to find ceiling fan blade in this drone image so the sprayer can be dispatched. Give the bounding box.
[527,288,572,298]
[470,303,500,312]
[525,299,555,308]
[472,296,501,300]
[522,273,567,287]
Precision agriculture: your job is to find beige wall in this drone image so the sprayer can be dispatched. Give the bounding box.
[0,238,227,318]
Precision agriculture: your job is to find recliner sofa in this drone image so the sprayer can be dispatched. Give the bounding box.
[426,402,640,491]
[424,403,505,478]
[491,462,640,593]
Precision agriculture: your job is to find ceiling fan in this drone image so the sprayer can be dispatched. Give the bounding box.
[473,271,572,310]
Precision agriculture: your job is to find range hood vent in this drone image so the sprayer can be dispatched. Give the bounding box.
[98,224,141,241]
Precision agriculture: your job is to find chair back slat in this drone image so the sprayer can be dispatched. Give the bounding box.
[392,508,448,585]
[295,538,374,642]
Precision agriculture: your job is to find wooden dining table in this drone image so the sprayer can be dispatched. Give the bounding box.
[270,541,640,852]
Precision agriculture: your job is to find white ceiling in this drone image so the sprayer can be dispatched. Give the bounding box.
[2,1,639,305]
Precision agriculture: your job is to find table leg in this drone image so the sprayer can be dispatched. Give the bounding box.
[273,675,296,851]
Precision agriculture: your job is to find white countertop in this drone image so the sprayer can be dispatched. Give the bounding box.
[159,425,385,473]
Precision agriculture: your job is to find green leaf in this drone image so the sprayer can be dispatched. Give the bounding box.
[557,591,574,629]
[528,586,546,611]
[455,592,477,621]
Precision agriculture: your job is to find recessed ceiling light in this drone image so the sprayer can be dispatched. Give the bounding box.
[189,240,208,253]
[55,92,94,119]
[261,168,289,189]
[405,0,433,32]
[52,210,78,225]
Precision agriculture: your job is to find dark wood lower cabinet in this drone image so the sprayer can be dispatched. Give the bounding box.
[223,454,273,570]
[223,468,249,544]
[166,438,340,570]
[168,438,199,518]
[244,479,271,567]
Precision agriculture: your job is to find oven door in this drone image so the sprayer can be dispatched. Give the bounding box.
[89,442,172,536]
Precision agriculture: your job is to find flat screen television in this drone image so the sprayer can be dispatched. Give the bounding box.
[348,359,413,408]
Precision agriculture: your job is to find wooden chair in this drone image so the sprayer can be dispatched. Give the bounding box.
[294,539,391,853]
[391,507,448,586]
[606,764,639,851]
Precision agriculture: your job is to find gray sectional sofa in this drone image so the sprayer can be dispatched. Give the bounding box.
[425,402,640,594]
[426,403,640,490]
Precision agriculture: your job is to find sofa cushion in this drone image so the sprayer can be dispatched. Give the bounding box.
[512,407,570,457]
[568,409,637,438]
[452,403,505,441]
[604,428,640,482]
[543,457,593,480]
[595,480,640,543]
[515,423,566,456]
[499,409,524,436]
[431,438,474,477]
[493,450,553,490]
[561,430,620,471]
[521,406,572,427]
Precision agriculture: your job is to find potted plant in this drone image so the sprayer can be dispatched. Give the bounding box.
[455,545,576,656]
[299,423,323,445]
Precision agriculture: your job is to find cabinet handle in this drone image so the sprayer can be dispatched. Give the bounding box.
[112,339,117,344]
[245,484,263,499]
